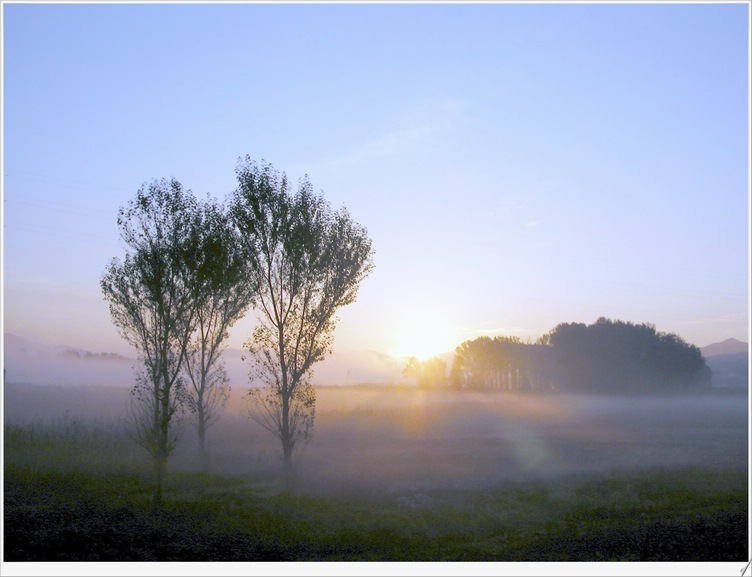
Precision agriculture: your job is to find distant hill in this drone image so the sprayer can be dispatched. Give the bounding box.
[701,338,748,357]
[699,339,748,389]
[705,352,748,389]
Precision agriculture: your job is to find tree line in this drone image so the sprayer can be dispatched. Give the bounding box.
[101,157,374,503]
[406,318,711,393]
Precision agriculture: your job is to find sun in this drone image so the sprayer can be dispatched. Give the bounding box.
[390,314,456,360]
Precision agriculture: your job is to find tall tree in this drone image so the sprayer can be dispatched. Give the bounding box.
[182,197,255,456]
[101,178,201,506]
[403,356,448,388]
[451,335,552,391]
[230,157,374,483]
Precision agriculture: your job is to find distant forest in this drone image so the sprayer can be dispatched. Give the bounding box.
[407,318,712,393]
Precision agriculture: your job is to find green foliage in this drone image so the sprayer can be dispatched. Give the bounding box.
[452,336,550,391]
[101,178,259,498]
[101,178,205,493]
[182,196,255,451]
[452,318,711,393]
[229,157,374,477]
[547,317,710,392]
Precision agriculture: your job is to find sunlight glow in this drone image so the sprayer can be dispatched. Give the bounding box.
[390,314,456,360]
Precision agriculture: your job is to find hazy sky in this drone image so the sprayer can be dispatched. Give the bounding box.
[3,3,749,360]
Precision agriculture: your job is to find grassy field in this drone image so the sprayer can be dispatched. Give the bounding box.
[3,383,749,562]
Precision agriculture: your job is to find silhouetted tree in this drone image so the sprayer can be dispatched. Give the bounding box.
[182,197,255,457]
[448,355,465,389]
[450,319,707,394]
[230,157,374,484]
[546,317,710,392]
[403,356,448,387]
[101,179,202,506]
[526,342,556,390]
[403,356,424,385]
[453,337,493,390]
[452,336,535,391]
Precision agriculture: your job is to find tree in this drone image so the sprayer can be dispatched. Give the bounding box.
[101,178,201,506]
[546,318,710,392]
[450,319,709,394]
[229,157,374,483]
[451,336,526,390]
[182,197,255,457]
[403,356,448,388]
[403,357,424,386]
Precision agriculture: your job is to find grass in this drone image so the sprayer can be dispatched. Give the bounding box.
[3,388,750,562]
[4,449,748,560]
[5,466,747,561]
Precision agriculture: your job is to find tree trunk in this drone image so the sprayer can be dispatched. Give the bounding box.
[281,393,294,488]
[197,403,206,454]
[282,440,293,488]
[156,361,171,508]
[154,455,166,510]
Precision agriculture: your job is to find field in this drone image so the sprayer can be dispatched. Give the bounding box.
[3,382,749,564]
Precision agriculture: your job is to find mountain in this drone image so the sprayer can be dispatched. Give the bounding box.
[700,339,748,389]
[701,338,748,357]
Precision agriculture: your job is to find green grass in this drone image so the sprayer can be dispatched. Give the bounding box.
[3,415,749,561]
[4,465,747,561]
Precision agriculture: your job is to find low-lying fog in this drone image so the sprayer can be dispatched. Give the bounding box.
[4,382,748,497]
[3,333,404,387]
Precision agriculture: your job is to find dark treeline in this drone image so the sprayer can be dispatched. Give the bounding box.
[440,318,711,393]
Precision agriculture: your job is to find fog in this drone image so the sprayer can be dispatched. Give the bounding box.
[3,334,131,387]
[3,333,405,387]
[282,388,747,496]
[4,381,747,497]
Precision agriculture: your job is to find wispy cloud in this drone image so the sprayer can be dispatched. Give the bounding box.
[458,324,545,341]
[324,99,468,168]
[682,313,748,326]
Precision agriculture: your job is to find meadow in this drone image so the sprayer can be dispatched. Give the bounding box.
[3,382,749,562]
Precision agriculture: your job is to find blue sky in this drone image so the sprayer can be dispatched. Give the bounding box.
[2,3,749,359]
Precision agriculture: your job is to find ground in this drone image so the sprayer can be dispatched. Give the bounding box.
[3,383,749,563]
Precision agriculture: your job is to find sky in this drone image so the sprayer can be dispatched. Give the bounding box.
[2,2,750,361]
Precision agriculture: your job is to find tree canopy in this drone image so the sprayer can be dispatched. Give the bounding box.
[182,196,255,453]
[230,157,374,479]
[546,317,710,392]
[450,318,710,393]
[101,178,203,505]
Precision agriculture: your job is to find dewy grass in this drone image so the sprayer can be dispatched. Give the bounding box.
[4,388,749,562]
[4,414,141,474]
[4,458,747,561]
